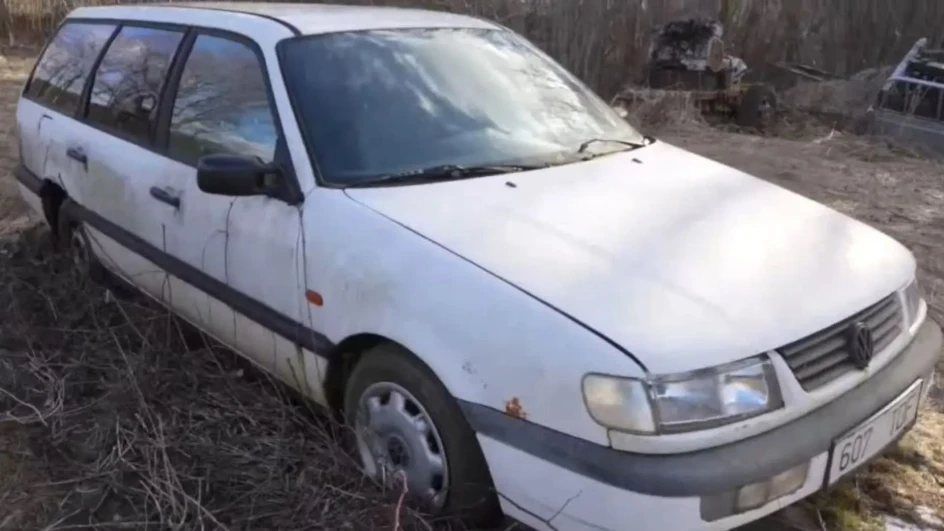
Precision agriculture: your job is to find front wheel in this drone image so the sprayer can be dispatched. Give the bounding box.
[343,344,502,526]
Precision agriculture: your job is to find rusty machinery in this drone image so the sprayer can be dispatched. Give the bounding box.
[615,18,778,129]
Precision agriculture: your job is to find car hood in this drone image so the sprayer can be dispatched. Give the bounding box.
[344,142,915,374]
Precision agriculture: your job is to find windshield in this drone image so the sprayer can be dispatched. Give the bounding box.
[279,27,646,186]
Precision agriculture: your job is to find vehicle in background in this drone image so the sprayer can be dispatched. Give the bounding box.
[613,18,778,129]
[871,38,944,156]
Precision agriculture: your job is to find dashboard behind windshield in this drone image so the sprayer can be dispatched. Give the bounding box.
[279,27,645,186]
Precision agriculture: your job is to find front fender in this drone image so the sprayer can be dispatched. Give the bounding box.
[303,192,645,446]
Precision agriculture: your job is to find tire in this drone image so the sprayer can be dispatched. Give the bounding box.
[736,84,778,129]
[56,198,106,284]
[343,343,502,527]
[41,193,62,240]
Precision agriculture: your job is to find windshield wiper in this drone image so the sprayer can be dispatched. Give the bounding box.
[345,163,546,187]
[577,137,651,155]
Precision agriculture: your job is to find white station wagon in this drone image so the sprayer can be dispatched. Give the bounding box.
[13,3,942,531]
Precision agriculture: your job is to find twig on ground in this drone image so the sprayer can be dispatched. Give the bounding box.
[393,469,408,531]
[0,384,49,425]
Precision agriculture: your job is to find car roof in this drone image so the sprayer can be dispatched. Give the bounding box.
[69,2,497,36]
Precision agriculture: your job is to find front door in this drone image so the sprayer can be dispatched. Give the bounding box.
[157,31,324,399]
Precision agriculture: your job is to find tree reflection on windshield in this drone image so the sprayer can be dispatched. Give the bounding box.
[280,27,644,185]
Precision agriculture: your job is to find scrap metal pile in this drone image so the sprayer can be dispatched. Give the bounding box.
[615,18,776,129]
[646,18,747,89]
[870,37,944,155]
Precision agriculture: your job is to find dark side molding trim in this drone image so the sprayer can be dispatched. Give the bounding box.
[15,164,334,355]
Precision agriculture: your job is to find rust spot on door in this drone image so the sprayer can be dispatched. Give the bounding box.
[504,397,526,419]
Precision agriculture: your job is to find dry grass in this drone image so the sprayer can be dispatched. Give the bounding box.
[869,411,944,520]
[614,89,707,132]
[805,409,944,531]
[0,226,449,530]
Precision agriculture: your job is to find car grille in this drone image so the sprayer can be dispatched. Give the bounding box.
[778,293,903,391]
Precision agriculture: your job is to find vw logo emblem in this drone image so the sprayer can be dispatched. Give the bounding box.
[846,321,875,370]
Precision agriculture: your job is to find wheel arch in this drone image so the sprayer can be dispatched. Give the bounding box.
[324,332,465,417]
[38,178,67,236]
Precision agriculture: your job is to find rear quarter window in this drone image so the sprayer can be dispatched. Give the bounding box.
[25,21,117,115]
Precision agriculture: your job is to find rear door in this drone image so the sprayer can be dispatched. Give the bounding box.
[16,21,117,216]
[73,23,188,299]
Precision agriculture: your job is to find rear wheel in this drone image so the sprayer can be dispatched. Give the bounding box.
[343,343,502,526]
[56,199,105,284]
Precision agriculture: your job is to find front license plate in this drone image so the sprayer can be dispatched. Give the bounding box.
[827,379,923,485]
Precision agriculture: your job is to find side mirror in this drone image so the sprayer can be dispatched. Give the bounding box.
[197,154,281,197]
[612,105,629,119]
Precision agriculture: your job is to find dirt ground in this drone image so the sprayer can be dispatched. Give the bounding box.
[0,47,942,530]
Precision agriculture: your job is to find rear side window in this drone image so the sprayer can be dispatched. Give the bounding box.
[167,34,278,166]
[86,25,185,145]
[25,22,116,114]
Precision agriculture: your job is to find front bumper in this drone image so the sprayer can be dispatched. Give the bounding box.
[463,319,942,531]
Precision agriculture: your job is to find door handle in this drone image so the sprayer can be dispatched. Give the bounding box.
[66,146,87,168]
[149,186,181,208]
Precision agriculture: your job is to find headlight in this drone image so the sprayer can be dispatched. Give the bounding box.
[903,277,924,328]
[582,356,783,434]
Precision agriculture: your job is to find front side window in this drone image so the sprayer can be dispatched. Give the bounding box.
[280,28,645,185]
[167,34,277,166]
[86,25,185,144]
[26,22,117,114]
